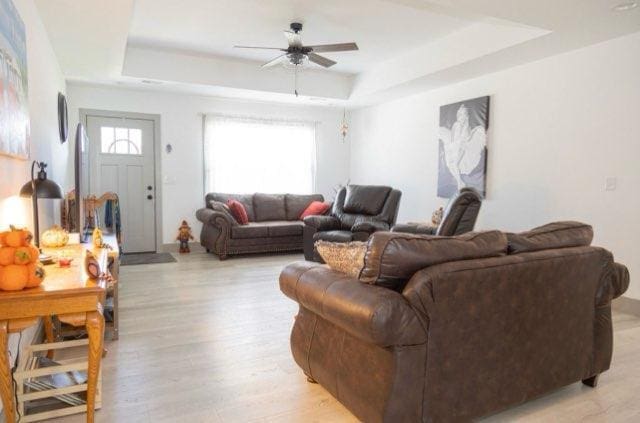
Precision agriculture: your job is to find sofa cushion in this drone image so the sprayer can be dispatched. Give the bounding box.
[206,193,255,221]
[254,193,286,221]
[285,194,323,220]
[360,230,508,289]
[227,200,249,225]
[343,185,391,215]
[507,221,593,254]
[231,222,270,239]
[268,221,304,237]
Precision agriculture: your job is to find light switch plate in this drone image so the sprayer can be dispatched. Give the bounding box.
[605,177,617,191]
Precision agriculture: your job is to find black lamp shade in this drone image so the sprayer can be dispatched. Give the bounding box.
[20,178,63,199]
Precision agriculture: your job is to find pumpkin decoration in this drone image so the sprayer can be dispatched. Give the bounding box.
[0,264,28,291]
[25,263,45,288]
[0,226,46,291]
[41,225,69,248]
[0,247,15,266]
[4,226,32,248]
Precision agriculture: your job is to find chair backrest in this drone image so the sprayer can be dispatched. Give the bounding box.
[332,185,402,229]
[436,187,482,236]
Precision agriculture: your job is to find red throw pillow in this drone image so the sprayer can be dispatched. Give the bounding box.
[227,199,249,225]
[300,201,331,219]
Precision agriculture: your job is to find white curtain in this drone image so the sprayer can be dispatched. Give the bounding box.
[203,114,317,194]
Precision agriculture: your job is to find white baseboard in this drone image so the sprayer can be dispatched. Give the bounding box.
[160,242,205,253]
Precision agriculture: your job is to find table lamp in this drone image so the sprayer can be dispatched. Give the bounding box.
[19,161,63,248]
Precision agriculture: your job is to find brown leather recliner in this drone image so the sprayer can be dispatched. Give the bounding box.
[392,187,482,236]
[303,184,402,261]
[280,222,630,422]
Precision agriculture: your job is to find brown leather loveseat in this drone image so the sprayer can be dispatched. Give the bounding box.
[280,222,629,422]
[196,192,323,259]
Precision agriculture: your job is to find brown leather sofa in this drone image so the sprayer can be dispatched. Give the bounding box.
[196,192,323,259]
[393,187,482,236]
[280,222,629,422]
[303,184,401,261]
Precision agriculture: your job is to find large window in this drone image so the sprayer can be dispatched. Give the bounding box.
[203,115,317,194]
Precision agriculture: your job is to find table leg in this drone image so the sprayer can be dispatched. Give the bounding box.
[85,311,104,423]
[0,321,16,423]
[43,316,55,359]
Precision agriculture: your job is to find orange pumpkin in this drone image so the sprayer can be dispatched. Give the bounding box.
[25,263,45,288]
[0,247,15,266]
[0,264,28,291]
[27,245,40,263]
[5,228,31,248]
[0,231,8,246]
[14,247,32,265]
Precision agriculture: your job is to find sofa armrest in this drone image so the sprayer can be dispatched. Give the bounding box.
[391,223,437,235]
[280,262,427,347]
[303,215,341,231]
[196,207,235,227]
[351,217,389,233]
[597,262,630,307]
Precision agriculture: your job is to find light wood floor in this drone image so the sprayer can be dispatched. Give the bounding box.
[51,253,640,423]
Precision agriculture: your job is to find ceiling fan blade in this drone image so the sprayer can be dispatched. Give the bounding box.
[308,52,337,68]
[308,43,359,53]
[234,45,286,50]
[262,54,286,68]
[284,30,302,48]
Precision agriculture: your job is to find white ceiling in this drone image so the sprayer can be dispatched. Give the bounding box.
[128,0,471,74]
[34,0,640,107]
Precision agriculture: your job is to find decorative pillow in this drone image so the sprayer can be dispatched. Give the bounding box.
[507,221,593,254]
[209,200,238,225]
[227,199,249,225]
[316,241,367,278]
[300,201,331,219]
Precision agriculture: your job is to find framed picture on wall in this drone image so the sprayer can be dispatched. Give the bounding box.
[0,0,29,160]
[437,95,490,198]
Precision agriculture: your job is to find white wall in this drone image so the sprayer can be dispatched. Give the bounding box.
[350,31,640,299]
[66,84,350,244]
[0,0,67,415]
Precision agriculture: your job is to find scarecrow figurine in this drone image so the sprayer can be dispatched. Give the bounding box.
[176,220,194,253]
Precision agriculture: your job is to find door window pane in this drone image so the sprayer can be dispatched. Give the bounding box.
[100,127,142,155]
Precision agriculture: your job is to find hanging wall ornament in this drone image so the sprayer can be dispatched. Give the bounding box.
[340,109,349,141]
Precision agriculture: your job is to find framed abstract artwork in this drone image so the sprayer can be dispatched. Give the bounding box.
[437,96,490,198]
[0,0,29,159]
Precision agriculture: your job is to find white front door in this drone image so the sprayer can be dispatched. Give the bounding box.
[86,115,156,253]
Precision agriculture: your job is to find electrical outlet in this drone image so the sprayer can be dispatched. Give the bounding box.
[605,177,617,191]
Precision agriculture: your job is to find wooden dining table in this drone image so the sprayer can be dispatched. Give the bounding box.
[0,242,110,423]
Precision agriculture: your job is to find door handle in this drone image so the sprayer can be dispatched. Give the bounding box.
[147,195,153,200]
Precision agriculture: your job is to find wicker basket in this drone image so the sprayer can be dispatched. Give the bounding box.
[315,241,367,278]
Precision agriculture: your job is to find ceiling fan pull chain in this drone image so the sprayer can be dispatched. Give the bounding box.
[295,65,299,97]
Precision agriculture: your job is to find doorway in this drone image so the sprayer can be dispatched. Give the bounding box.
[81,110,162,253]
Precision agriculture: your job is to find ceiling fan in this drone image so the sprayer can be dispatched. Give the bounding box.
[234,22,358,96]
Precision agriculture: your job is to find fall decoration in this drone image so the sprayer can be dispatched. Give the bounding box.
[92,227,103,248]
[0,226,46,291]
[3,226,32,248]
[0,247,15,266]
[41,225,69,248]
[14,247,32,265]
[25,263,45,288]
[1,264,29,291]
[176,220,194,253]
